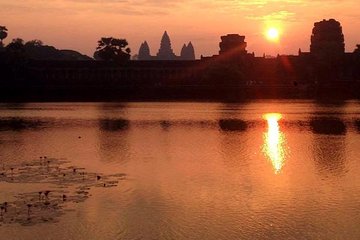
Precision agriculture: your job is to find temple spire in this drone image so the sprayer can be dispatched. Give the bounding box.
[186,42,195,60]
[138,41,151,60]
[180,44,187,59]
[180,42,195,60]
[157,31,176,60]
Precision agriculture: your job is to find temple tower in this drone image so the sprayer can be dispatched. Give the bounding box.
[310,19,345,57]
[156,31,176,60]
[310,19,345,82]
[138,41,151,60]
[180,42,195,60]
[219,34,247,56]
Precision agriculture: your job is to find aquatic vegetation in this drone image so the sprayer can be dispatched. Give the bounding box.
[0,158,126,226]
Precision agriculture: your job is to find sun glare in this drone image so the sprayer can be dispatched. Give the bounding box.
[262,113,286,174]
[266,28,280,41]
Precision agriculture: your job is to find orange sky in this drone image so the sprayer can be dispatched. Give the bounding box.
[1,0,359,58]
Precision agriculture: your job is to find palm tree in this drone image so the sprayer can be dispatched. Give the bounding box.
[0,26,8,47]
[94,37,131,62]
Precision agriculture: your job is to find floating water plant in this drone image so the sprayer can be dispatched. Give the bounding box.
[0,157,126,226]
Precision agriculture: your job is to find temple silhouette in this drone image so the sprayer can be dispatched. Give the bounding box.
[0,19,360,101]
[138,31,195,60]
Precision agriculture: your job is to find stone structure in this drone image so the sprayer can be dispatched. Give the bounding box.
[180,42,195,60]
[2,19,360,101]
[310,19,345,57]
[219,34,247,56]
[138,31,195,60]
[156,31,176,60]
[201,34,253,63]
[310,19,346,81]
[138,41,151,60]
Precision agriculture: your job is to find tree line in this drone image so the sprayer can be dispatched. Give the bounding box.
[0,26,131,62]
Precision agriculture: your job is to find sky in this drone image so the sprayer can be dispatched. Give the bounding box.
[1,0,359,58]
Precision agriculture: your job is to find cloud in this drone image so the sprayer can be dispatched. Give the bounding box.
[63,0,189,14]
[0,0,358,19]
[246,10,296,21]
[0,0,187,16]
[0,1,76,15]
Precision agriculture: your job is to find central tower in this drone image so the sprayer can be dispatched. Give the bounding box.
[156,31,176,60]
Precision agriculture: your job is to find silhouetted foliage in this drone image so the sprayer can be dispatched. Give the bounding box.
[6,38,25,51]
[1,38,91,61]
[94,37,130,62]
[219,119,247,131]
[310,117,346,135]
[0,26,8,47]
[5,38,26,62]
[25,39,43,47]
[99,119,129,131]
[23,40,91,60]
[24,40,59,60]
[60,50,92,60]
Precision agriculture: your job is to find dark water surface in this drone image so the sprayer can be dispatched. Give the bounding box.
[1,101,360,240]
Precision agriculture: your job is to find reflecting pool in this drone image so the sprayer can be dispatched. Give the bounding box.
[0,101,360,240]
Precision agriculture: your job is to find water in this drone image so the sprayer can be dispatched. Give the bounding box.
[0,101,360,240]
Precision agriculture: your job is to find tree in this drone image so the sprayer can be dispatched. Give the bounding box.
[25,39,44,47]
[6,38,25,52]
[0,26,8,47]
[94,37,131,62]
[4,38,26,64]
[3,38,26,80]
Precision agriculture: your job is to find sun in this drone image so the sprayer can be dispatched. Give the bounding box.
[266,27,280,41]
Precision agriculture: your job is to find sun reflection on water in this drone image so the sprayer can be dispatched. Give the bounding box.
[262,113,287,174]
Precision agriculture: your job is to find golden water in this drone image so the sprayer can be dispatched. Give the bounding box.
[0,101,360,239]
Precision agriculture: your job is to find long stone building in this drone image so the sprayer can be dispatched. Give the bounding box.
[0,19,360,100]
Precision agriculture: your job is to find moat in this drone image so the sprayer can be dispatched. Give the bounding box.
[1,101,360,240]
